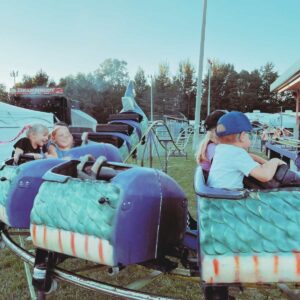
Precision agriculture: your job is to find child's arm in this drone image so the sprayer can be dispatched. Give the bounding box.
[250,158,286,182]
[47,144,58,158]
[196,135,210,164]
[13,147,24,163]
[26,153,45,160]
[249,153,267,165]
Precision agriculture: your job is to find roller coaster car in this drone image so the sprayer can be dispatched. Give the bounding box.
[195,165,300,287]
[30,157,188,268]
[0,144,122,229]
[79,110,147,160]
[108,112,144,140]
[81,126,139,160]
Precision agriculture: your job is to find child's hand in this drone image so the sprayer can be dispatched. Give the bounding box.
[13,153,20,164]
[32,153,43,160]
[13,148,23,164]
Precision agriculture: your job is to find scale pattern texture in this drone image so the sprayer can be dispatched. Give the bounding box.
[0,166,19,207]
[199,190,300,255]
[31,179,120,242]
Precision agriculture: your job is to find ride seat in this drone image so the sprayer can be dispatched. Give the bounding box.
[96,124,133,135]
[108,113,142,122]
[69,126,94,134]
[194,166,249,199]
[72,132,124,148]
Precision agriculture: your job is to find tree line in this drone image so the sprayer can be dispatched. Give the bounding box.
[0,58,294,123]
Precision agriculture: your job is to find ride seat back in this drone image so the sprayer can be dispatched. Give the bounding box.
[194,166,248,199]
[84,133,124,148]
[108,113,142,123]
[69,126,94,134]
[96,124,132,135]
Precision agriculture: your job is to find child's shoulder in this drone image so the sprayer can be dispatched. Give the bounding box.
[215,144,249,157]
[14,137,30,148]
[207,142,216,151]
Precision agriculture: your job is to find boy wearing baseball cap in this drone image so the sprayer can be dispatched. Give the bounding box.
[207,111,286,189]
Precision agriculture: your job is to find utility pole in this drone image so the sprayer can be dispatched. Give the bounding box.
[149,75,154,168]
[10,70,19,88]
[150,75,153,122]
[207,59,212,116]
[193,0,208,150]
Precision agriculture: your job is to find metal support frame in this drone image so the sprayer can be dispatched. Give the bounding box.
[295,90,300,140]
[0,230,175,300]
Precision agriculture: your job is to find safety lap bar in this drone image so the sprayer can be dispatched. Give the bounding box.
[194,166,249,200]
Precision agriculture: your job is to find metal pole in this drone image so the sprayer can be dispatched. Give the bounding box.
[295,90,299,140]
[207,59,212,116]
[150,76,153,122]
[193,0,208,150]
[207,60,212,115]
[10,70,18,88]
[149,75,154,167]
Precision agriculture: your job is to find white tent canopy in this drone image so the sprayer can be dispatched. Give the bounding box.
[0,101,54,162]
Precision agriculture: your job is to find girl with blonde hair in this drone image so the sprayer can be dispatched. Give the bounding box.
[196,110,227,173]
[47,124,74,159]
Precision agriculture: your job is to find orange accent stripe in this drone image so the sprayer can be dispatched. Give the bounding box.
[253,256,259,278]
[234,256,240,282]
[98,240,104,263]
[274,256,279,274]
[58,230,63,253]
[70,232,76,256]
[32,224,37,244]
[213,259,219,276]
[294,252,300,275]
[43,226,47,248]
[84,235,89,258]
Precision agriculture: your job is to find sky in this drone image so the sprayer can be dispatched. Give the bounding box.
[0,0,300,89]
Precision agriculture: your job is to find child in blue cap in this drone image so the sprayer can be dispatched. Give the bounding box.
[207,111,286,189]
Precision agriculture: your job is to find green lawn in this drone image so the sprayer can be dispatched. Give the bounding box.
[0,142,288,299]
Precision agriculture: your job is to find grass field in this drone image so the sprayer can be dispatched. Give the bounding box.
[0,142,289,300]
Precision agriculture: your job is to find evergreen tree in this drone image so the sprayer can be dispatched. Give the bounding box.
[259,62,278,105]
[202,62,237,116]
[155,62,172,116]
[0,84,8,103]
[176,59,196,119]
[134,67,150,115]
[134,67,148,100]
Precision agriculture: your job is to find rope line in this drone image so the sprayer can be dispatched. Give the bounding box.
[0,125,31,145]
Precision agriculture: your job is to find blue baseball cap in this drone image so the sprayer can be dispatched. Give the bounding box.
[216,111,252,137]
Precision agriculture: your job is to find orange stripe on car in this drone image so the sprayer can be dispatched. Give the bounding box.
[70,232,76,256]
[98,240,104,263]
[58,229,64,253]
